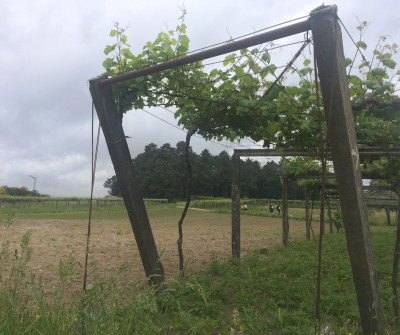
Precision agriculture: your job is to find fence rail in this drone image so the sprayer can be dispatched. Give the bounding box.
[0,198,168,209]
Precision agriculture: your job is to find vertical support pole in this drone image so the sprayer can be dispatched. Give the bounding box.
[385,207,391,226]
[282,175,289,247]
[89,77,165,286]
[231,154,241,258]
[392,186,400,320]
[305,187,311,240]
[326,196,333,234]
[310,5,383,333]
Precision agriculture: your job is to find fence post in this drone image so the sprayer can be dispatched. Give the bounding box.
[305,188,311,240]
[326,197,333,233]
[282,175,289,247]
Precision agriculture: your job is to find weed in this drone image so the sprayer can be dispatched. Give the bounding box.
[58,253,80,284]
[5,210,16,228]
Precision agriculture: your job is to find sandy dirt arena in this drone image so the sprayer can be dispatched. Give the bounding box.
[0,208,312,297]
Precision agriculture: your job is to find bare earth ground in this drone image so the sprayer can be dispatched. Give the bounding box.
[1,209,320,298]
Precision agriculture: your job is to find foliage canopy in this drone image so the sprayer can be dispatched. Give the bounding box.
[102,13,400,187]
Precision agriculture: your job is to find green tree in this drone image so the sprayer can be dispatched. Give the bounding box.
[239,159,260,198]
[213,151,231,198]
[103,176,121,196]
[255,161,282,199]
[191,149,215,196]
[1,186,44,197]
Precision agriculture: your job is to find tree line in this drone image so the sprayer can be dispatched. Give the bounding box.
[0,186,46,197]
[103,142,305,201]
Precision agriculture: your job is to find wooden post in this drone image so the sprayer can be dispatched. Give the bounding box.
[385,207,391,226]
[231,154,241,258]
[392,185,400,320]
[326,196,333,234]
[310,5,383,333]
[305,188,311,240]
[89,76,165,286]
[282,175,289,247]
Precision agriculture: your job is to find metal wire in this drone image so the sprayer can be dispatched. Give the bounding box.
[83,102,101,293]
[338,16,384,90]
[173,15,310,59]
[142,107,254,149]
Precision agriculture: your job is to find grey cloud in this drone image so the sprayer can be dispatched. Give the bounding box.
[1,0,399,197]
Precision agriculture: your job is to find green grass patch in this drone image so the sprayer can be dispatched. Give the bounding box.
[0,202,176,222]
[212,204,336,223]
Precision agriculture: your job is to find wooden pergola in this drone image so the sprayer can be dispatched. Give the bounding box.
[89,5,387,333]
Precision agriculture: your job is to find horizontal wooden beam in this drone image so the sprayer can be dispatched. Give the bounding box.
[289,173,395,180]
[364,185,393,191]
[98,19,311,86]
[234,147,400,157]
[288,173,336,179]
[365,199,398,206]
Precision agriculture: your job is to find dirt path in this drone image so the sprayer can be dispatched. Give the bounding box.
[0,211,311,297]
[176,206,211,212]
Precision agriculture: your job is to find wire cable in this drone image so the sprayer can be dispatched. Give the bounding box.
[142,108,254,149]
[83,102,101,293]
[338,16,385,90]
[174,15,310,59]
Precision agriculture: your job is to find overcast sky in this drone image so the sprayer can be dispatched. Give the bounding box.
[1,0,399,197]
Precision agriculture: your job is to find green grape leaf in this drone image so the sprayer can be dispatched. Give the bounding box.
[382,58,397,69]
[356,41,368,50]
[104,44,116,55]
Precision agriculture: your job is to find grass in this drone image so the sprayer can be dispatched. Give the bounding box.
[213,203,336,224]
[2,198,395,225]
[1,228,398,334]
[368,207,399,226]
[0,202,399,334]
[0,202,182,221]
